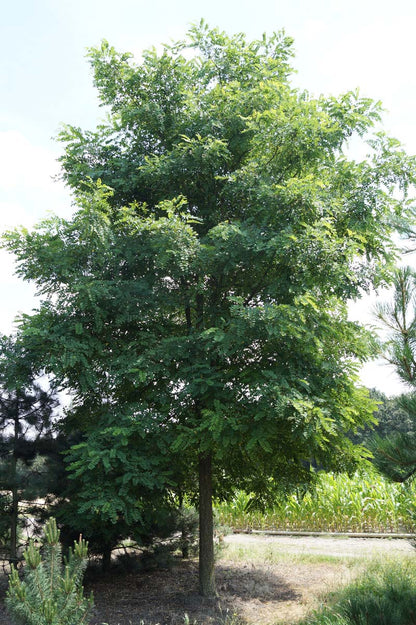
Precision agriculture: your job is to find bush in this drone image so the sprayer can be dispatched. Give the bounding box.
[5,517,93,625]
[303,560,416,625]
[177,505,199,559]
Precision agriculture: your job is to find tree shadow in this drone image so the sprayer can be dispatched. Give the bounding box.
[86,559,301,625]
[216,562,300,602]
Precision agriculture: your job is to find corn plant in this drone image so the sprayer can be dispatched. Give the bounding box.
[216,470,416,533]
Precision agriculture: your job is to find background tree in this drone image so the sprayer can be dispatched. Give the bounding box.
[45,413,189,570]
[0,334,58,564]
[3,23,416,595]
[371,267,416,483]
[349,388,415,448]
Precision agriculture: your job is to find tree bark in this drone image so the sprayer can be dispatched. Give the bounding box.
[102,545,112,571]
[198,452,216,596]
[10,411,19,565]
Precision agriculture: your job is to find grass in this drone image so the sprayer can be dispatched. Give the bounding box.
[212,550,416,625]
[216,469,416,534]
[215,469,416,624]
[300,558,416,625]
[221,540,354,567]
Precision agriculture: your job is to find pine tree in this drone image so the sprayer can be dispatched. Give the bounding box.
[372,267,416,482]
[0,334,59,563]
[6,517,93,625]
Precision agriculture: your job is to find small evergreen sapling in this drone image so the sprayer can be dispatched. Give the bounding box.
[5,517,93,625]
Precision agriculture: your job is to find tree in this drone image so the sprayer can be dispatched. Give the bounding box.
[46,416,186,571]
[371,267,416,483]
[6,517,93,625]
[3,23,416,595]
[349,388,415,448]
[0,334,58,564]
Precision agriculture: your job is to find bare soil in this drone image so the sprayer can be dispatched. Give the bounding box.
[0,534,412,625]
[226,532,414,559]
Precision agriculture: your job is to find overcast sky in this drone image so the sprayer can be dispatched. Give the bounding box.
[1,0,416,395]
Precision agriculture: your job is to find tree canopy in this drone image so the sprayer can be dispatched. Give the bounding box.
[3,22,416,594]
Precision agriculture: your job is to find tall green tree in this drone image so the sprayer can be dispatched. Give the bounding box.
[3,23,416,595]
[371,267,416,483]
[0,334,58,563]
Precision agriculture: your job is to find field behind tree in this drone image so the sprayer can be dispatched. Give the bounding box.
[216,470,416,534]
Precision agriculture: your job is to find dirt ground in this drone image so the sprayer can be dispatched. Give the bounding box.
[0,534,413,625]
[226,532,415,558]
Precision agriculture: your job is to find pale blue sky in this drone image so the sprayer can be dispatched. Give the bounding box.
[1,0,416,394]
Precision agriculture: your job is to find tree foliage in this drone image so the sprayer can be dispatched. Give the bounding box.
[350,388,415,448]
[3,22,416,594]
[47,418,186,570]
[371,268,416,483]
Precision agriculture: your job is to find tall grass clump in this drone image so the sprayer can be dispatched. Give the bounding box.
[216,469,416,533]
[301,559,416,625]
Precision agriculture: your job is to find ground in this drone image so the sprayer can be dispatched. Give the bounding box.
[0,534,413,625]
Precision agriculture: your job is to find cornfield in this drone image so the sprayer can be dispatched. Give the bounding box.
[216,471,416,533]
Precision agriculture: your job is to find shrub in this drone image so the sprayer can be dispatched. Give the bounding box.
[303,560,416,625]
[5,517,93,625]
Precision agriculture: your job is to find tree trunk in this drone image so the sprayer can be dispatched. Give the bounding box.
[10,467,18,564]
[102,546,112,572]
[10,413,19,565]
[198,453,216,597]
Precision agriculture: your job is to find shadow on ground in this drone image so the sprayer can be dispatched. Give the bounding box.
[84,559,300,625]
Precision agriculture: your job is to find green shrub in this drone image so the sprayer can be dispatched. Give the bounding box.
[177,505,199,559]
[5,517,93,625]
[303,560,416,625]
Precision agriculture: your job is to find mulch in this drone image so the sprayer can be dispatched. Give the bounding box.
[0,557,301,625]
[84,558,302,625]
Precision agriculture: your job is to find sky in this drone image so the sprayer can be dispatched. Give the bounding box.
[1,0,416,395]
